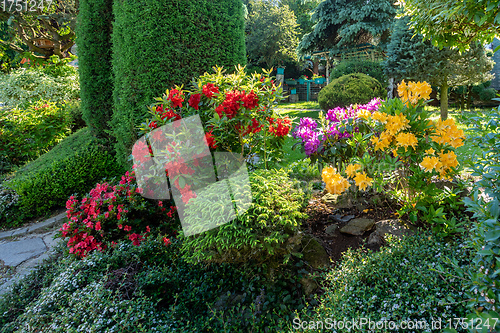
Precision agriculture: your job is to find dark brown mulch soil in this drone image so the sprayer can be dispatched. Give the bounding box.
[301,191,401,266]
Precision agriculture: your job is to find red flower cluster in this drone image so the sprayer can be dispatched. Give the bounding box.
[188,93,201,110]
[156,104,181,122]
[168,89,184,108]
[202,83,219,99]
[268,116,292,137]
[215,90,259,119]
[236,118,263,136]
[205,130,217,149]
[59,171,177,258]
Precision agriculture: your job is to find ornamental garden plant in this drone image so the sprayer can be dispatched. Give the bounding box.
[294,80,466,234]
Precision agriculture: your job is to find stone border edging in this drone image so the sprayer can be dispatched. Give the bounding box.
[0,212,67,240]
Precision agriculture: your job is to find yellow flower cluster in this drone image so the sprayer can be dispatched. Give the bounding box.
[395,132,418,152]
[322,167,350,195]
[370,113,411,152]
[344,164,373,191]
[430,118,465,149]
[420,149,459,178]
[397,80,432,107]
[353,172,373,191]
[357,109,371,120]
[345,163,361,178]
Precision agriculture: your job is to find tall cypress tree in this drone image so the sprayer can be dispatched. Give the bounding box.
[76,0,115,139]
[111,0,246,167]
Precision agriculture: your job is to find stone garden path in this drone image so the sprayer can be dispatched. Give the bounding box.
[0,213,66,296]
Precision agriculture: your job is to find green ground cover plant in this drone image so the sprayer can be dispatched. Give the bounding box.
[0,101,71,171]
[461,105,500,327]
[0,65,79,107]
[292,232,471,332]
[0,237,307,333]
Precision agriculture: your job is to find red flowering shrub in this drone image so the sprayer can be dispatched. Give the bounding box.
[139,65,290,167]
[58,171,178,258]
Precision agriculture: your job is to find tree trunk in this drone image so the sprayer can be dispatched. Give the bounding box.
[313,60,319,75]
[440,81,449,120]
[467,87,473,110]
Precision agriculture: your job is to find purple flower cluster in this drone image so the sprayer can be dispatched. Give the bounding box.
[292,98,382,156]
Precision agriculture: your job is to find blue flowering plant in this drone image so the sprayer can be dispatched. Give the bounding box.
[292,98,382,171]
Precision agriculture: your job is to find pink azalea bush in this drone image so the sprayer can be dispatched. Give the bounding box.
[57,171,178,258]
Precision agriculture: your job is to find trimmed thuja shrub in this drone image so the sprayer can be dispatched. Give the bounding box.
[318,73,386,110]
[180,168,308,264]
[111,0,246,167]
[76,0,114,139]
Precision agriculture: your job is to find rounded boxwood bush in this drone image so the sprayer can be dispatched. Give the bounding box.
[318,73,386,110]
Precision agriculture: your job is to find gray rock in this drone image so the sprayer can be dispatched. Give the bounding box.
[321,193,354,209]
[325,224,338,235]
[301,234,330,269]
[340,215,355,223]
[340,218,375,236]
[367,219,415,246]
[0,238,46,267]
[300,277,318,295]
[328,214,342,222]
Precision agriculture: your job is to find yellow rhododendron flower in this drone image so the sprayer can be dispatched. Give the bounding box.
[431,118,465,148]
[345,163,362,178]
[439,150,459,169]
[420,156,440,172]
[385,113,410,136]
[397,79,409,101]
[425,148,435,155]
[399,80,432,106]
[354,172,373,191]
[371,131,392,151]
[371,111,388,123]
[322,167,350,195]
[357,109,371,120]
[395,132,418,152]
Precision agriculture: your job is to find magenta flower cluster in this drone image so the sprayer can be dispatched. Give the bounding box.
[292,98,382,157]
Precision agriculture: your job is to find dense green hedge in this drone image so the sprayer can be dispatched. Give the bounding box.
[318,73,386,110]
[3,128,124,226]
[111,0,246,166]
[76,0,114,139]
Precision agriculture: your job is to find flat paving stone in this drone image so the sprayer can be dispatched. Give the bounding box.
[0,238,46,267]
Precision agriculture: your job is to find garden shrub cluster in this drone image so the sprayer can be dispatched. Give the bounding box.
[137,66,290,168]
[0,66,79,107]
[180,168,308,265]
[77,0,114,139]
[330,59,386,85]
[317,73,386,110]
[1,129,124,228]
[462,105,500,324]
[0,101,71,170]
[293,232,471,332]
[296,81,467,235]
[0,237,305,332]
[60,171,178,258]
[111,0,246,166]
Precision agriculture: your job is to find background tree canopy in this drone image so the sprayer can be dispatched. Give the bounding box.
[384,16,494,119]
[0,0,78,59]
[245,0,299,68]
[297,0,397,56]
[404,0,500,51]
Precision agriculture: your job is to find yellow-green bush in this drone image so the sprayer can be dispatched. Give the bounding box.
[180,168,308,264]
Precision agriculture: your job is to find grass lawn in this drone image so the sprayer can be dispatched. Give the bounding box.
[277,101,320,110]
